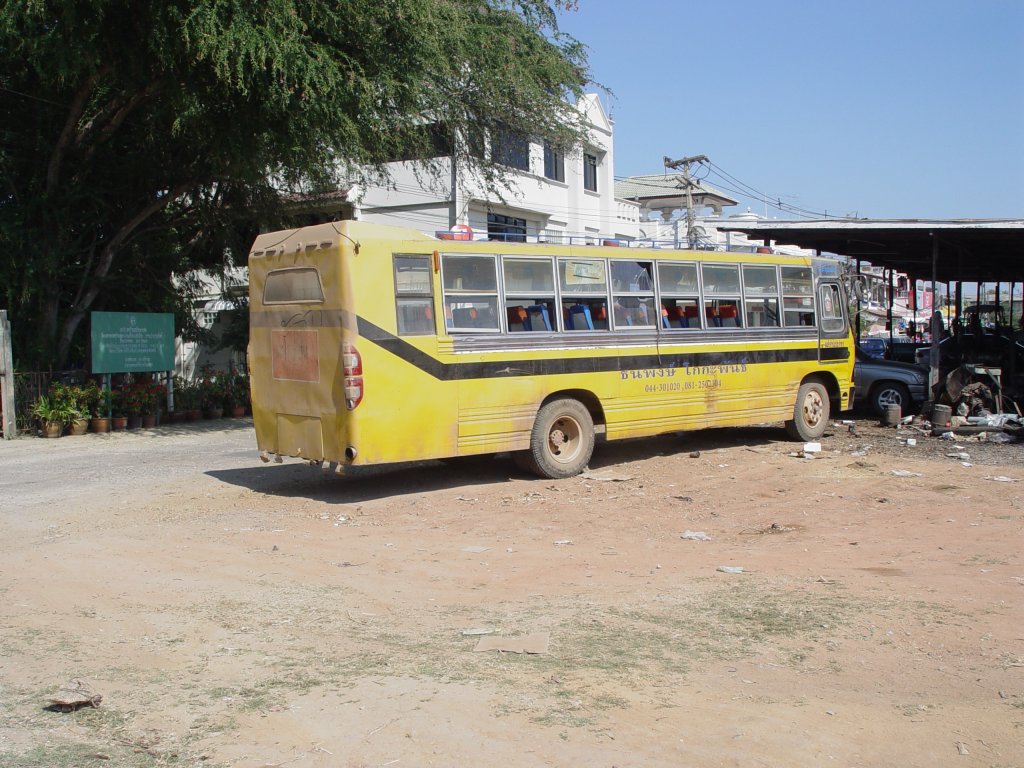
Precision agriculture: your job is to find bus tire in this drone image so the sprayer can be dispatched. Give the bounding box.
[528,398,595,479]
[785,381,830,441]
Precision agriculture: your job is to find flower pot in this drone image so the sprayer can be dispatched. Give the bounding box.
[41,420,63,438]
[112,416,128,431]
[187,409,202,421]
[142,414,157,429]
[204,406,223,420]
[126,415,143,429]
[230,405,246,418]
[69,418,90,436]
[90,417,110,434]
[170,410,188,424]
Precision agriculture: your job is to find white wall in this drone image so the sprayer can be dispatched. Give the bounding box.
[352,95,640,242]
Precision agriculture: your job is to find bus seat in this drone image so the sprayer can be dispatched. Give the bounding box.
[476,306,496,328]
[667,306,684,328]
[568,304,594,330]
[592,304,608,329]
[526,305,551,331]
[661,306,671,328]
[507,305,528,332]
[705,306,721,327]
[719,305,739,327]
[452,307,477,327]
[683,305,699,328]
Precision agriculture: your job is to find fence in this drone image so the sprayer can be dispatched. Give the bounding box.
[4,369,90,437]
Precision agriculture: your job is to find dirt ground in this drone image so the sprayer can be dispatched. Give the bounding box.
[1,415,1022,768]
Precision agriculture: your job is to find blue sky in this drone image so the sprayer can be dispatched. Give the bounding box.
[558,0,1024,220]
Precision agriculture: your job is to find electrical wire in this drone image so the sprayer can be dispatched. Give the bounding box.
[616,159,843,220]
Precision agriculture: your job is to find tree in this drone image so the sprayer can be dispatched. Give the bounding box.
[0,0,589,368]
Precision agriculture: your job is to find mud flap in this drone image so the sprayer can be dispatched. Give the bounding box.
[275,414,324,459]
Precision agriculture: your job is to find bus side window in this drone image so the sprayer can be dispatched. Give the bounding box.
[442,253,500,332]
[782,266,815,327]
[394,255,435,335]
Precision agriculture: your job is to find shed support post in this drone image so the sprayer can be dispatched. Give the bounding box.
[928,236,940,394]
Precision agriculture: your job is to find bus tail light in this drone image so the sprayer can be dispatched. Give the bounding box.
[343,342,363,410]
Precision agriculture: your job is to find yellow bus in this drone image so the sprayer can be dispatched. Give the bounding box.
[248,221,854,478]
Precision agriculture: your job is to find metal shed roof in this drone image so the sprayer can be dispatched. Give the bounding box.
[717,218,1024,282]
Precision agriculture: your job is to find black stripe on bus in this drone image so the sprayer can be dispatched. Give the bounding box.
[357,317,849,382]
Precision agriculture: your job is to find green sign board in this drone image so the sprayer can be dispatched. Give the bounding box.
[91,312,175,373]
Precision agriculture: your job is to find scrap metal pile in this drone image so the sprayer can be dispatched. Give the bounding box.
[929,364,1023,441]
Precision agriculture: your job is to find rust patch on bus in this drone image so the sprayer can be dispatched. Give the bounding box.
[271,329,320,382]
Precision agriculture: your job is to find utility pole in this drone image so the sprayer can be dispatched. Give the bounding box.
[664,154,708,248]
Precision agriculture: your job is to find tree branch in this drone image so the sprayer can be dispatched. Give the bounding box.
[46,69,107,192]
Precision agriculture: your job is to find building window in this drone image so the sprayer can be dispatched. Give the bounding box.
[487,213,527,243]
[491,127,530,171]
[543,142,565,182]
[583,152,599,192]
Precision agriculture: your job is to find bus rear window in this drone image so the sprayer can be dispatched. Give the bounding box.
[263,268,325,304]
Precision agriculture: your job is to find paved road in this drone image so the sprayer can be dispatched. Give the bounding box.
[0,419,263,512]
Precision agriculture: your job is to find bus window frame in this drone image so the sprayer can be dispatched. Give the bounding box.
[262,267,325,305]
[502,256,557,334]
[657,261,702,330]
[701,262,743,329]
[558,257,608,332]
[440,252,501,333]
[781,265,816,328]
[610,259,656,330]
[742,264,781,329]
[393,254,435,336]
[817,281,848,337]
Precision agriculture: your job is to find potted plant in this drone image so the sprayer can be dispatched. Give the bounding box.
[90,385,112,433]
[182,381,202,421]
[142,381,166,428]
[31,394,76,438]
[110,386,129,431]
[67,382,94,435]
[198,367,224,419]
[44,382,90,436]
[223,368,249,417]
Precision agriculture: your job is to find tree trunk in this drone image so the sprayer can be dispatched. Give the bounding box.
[55,184,192,367]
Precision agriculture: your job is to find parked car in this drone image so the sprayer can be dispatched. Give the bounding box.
[856,337,889,359]
[853,348,928,416]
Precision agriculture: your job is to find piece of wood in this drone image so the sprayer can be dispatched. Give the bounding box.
[0,311,16,439]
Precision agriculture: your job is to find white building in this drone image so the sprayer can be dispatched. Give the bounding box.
[296,94,641,243]
[615,173,813,256]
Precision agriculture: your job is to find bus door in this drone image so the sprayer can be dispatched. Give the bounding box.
[817,281,849,362]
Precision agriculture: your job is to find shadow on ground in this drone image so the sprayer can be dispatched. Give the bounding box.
[206,425,790,503]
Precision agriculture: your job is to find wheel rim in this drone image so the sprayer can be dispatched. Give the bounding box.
[802,389,825,429]
[547,415,582,465]
[877,388,902,408]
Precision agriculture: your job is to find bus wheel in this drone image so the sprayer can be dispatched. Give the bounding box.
[785,381,829,441]
[528,398,595,479]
